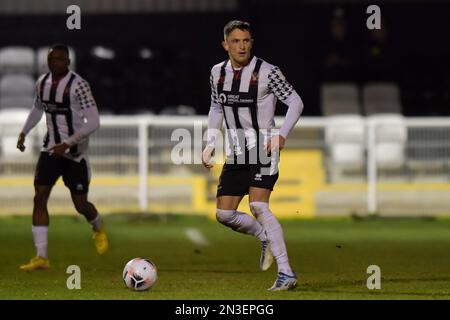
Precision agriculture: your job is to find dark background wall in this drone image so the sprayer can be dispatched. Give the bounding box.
[0,1,449,116]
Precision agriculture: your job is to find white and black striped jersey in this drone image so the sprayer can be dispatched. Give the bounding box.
[207,56,303,155]
[21,71,100,162]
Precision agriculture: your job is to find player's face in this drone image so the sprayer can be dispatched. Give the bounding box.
[222,29,253,67]
[47,49,70,76]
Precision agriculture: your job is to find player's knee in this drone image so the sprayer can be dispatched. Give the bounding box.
[249,201,269,217]
[216,209,236,225]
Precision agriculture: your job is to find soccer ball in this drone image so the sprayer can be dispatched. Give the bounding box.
[123,258,158,291]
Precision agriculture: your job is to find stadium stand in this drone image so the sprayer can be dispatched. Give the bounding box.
[0,1,449,217]
[320,83,360,116]
[325,114,366,181]
[0,46,35,75]
[362,82,402,115]
[370,114,407,170]
[321,83,364,180]
[362,82,407,171]
[0,74,34,110]
[0,108,34,158]
[159,105,196,116]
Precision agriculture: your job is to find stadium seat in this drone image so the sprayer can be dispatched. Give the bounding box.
[325,114,365,180]
[0,108,34,158]
[320,83,360,116]
[0,46,35,74]
[0,74,35,109]
[36,46,76,74]
[369,113,407,169]
[0,96,34,110]
[362,82,402,115]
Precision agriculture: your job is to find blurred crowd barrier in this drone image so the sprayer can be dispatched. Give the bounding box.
[1,114,450,217]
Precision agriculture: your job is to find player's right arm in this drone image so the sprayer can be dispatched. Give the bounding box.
[17,81,44,152]
[202,70,223,169]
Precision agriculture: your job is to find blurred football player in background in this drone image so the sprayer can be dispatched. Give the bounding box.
[17,44,108,271]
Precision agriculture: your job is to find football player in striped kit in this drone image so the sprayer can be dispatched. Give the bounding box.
[202,21,304,290]
[17,44,108,271]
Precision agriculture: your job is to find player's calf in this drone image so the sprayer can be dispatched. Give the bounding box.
[260,238,274,271]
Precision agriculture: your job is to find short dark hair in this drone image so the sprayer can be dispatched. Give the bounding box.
[49,44,70,57]
[223,20,251,39]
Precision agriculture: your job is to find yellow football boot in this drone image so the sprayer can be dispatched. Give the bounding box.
[20,256,50,271]
[93,228,109,255]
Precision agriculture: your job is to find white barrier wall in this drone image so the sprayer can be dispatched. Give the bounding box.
[1,114,450,217]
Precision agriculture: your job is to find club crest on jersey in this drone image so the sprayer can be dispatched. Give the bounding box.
[250,72,259,84]
[219,93,227,104]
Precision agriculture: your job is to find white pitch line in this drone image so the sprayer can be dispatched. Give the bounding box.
[185,228,210,246]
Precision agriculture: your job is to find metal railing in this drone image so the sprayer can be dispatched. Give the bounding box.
[1,114,449,216]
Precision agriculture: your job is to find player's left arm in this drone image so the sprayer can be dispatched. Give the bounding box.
[267,66,304,152]
[51,80,100,156]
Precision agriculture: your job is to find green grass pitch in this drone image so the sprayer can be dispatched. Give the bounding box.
[1,214,450,299]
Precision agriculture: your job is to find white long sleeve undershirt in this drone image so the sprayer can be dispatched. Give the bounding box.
[279,91,304,139]
[21,103,44,136]
[206,102,223,148]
